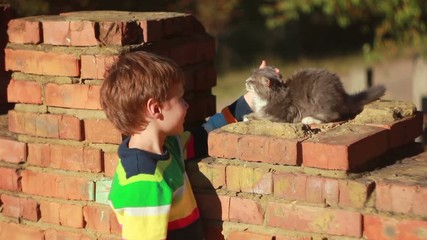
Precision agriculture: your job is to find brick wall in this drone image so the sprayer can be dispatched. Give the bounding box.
[187,100,427,240]
[0,9,426,240]
[0,10,216,239]
[0,4,14,114]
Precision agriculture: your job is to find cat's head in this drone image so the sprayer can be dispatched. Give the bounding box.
[245,66,285,98]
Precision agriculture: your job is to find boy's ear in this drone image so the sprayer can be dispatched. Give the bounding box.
[146,98,162,119]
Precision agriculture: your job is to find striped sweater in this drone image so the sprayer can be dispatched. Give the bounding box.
[108,96,252,240]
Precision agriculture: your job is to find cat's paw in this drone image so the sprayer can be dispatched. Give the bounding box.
[301,117,323,125]
[243,113,256,121]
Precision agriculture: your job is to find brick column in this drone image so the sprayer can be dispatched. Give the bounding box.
[0,11,216,239]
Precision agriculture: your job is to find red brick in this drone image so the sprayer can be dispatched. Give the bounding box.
[196,36,216,61]
[59,203,84,228]
[0,167,20,191]
[7,18,41,44]
[45,83,102,109]
[208,130,240,159]
[0,194,39,221]
[302,124,388,170]
[40,200,60,224]
[58,114,83,140]
[0,137,27,163]
[163,16,185,36]
[7,79,42,104]
[98,21,142,46]
[370,112,424,149]
[5,48,80,76]
[228,231,272,240]
[44,229,93,240]
[104,151,119,177]
[229,197,264,225]
[42,19,71,45]
[46,144,102,172]
[0,221,44,240]
[265,136,302,165]
[273,172,308,202]
[21,170,94,200]
[8,111,83,140]
[186,95,216,123]
[338,179,373,209]
[84,119,122,144]
[376,180,427,216]
[193,64,216,91]
[27,143,50,167]
[195,193,230,221]
[83,205,116,233]
[70,20,98,46]
[169,42,197,66]
[267,202,362,237]
[80,55,117,79]
[139,19,163,42]
[364,214,427,240]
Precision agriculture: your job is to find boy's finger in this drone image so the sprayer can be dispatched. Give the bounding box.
[259,60,267,69]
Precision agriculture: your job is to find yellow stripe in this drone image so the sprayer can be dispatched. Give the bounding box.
[116,211,168,240]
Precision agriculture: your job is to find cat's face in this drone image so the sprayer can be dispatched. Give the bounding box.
[245,67,284,99]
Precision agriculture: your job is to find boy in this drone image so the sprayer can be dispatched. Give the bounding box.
[100,51,256,240]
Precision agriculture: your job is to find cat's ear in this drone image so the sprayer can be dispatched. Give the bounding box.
[261,76,270,87]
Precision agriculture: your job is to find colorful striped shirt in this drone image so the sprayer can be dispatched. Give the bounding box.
[108,96,252,240]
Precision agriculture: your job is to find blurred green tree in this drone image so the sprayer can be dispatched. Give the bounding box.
[260,0,427,62]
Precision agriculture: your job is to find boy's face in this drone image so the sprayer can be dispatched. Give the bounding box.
[160,82,188,135]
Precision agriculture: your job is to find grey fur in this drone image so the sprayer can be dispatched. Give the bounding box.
[245,67,386,123]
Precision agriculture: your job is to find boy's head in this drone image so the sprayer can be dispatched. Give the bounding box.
[100,51,185,136]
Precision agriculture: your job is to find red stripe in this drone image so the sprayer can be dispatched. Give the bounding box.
[186,135,195,160]
[167,208,200,230]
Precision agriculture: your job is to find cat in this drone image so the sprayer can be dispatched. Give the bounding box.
[244,66,386,124]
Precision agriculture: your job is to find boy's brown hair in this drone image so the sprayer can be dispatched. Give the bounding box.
[100,51,185,136]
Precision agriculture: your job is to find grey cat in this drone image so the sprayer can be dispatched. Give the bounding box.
[244,67,386,124]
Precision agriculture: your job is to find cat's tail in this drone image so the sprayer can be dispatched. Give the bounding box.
[348,85,386,115]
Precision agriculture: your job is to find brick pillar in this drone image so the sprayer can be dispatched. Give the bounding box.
[0,4,14,114]
[0,11,216,239]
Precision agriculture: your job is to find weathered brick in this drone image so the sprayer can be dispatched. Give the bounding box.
[302,124,388,170]
[84,119,122,144]
[185,95,216,123]
[83,204,116,233]
[21,170,94,200]
[196,36,216,61]
[139,19,163,42]
[193,64,216,91]
[40,200,60,224]
[98,21,142,46]
[5,48,80,76]
[376,180,427,216]
[267,202,362,237]
[229,197,264,225]
[103,151,119,177]
[0,167,20,191]
[0,194,39,221]
[364,214,427,240]
[7,18,41,44]
[275,236,312,240]
[80,54,117,79]
[45,83,102,109]
[208,130,240,159]
[228,231,272,240]
[195,193,230,221]
[169,42,197,66]
[265,136,302,165]
[370,112,424,149]
[0,137,27,163]
[0,221,44,240]
[8,111,83,140]
[7,79,42,104]
[42,19,71,45]
[70,20,98,46]
[59,203,84,228]
[47,144,102,172]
